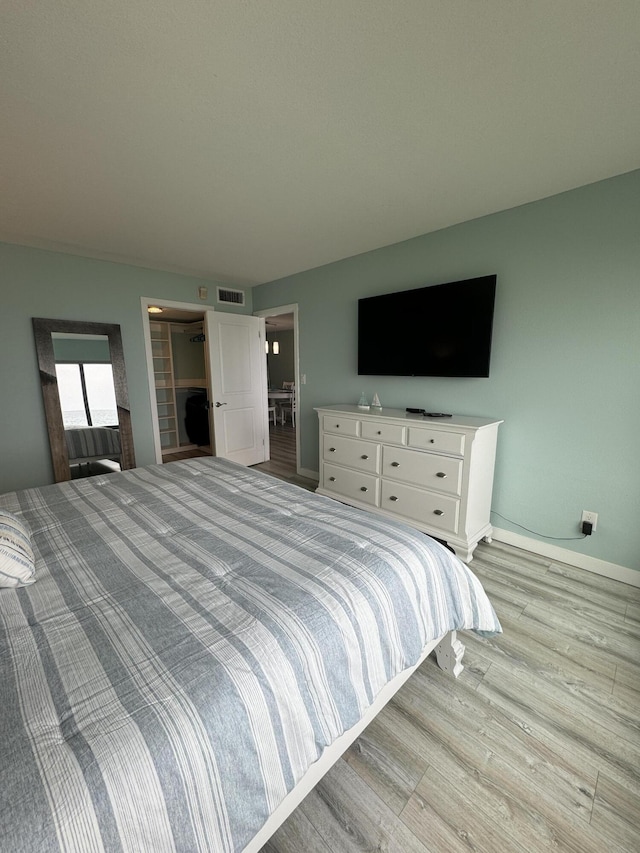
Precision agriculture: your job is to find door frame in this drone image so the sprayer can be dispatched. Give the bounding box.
[141,296,215,463]
[253,303,302,476]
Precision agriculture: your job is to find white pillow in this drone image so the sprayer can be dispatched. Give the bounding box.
[0,510,36,588]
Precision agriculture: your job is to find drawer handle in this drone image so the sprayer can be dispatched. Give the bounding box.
[329,447,336,452]
[391,461,400,468]
[436,472,447,479]
[433,509,444,516]
[429,439,435,444]
[377,430,382,435]
[329,476,336,482]
[335,424,340,428]
[389,495,398,502]
[360,486,368,492]
[361,454,369,460]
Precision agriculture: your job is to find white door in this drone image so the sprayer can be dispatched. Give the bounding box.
[205,311,269,466]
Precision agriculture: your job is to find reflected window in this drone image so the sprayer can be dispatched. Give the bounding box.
[55,362,118,427]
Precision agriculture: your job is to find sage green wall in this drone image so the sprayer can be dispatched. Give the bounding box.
[253,170,640,571]
[0,243,251,493]
[170,328,206,383]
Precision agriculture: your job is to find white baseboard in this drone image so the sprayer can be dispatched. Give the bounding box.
[491,526,640,588]
[298,467,319,482]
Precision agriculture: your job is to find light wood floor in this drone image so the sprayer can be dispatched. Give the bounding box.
[260,534,640,850]
[162,447,211,463]
[253,423,318,490]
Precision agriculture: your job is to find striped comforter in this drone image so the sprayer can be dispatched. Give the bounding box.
[0,458,500,853]
[65,425,121,462]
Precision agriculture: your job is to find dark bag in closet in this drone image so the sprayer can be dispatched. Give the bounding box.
[184,394,210,446]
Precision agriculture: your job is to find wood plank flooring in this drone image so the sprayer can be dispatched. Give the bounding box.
[162,447,210,462]
[259,534,640,852]
[253,423,317,490]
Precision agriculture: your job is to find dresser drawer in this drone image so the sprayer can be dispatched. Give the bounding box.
[323,434,380,473]
[323,415,359,437]
[323,463,379,507]
[361,421,406,444]
[382,446,463,496]
[408,427,465,456]
[381,480,459,535]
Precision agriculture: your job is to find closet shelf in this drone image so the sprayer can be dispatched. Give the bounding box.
[174,378,207,388]
[152,320,208,456]
[152,321,179,453]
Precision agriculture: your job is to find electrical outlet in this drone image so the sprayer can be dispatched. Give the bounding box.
[300,373,306,384]
[581,510,598,532]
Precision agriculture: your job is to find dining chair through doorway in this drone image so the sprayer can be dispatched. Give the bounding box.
[278,382,296,427]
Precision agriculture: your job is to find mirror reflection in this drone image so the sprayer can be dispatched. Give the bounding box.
[33,319,136,483]
[57,362,118,426]
[52,333,122,477]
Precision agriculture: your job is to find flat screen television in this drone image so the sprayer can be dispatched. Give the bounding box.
[358,275,496,378]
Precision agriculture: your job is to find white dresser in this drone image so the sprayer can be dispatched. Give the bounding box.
[315,405,502,562]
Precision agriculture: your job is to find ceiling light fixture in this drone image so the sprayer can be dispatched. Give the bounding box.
[147,306,163,314]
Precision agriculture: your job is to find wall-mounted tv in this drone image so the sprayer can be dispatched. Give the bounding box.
[358,275,497,378]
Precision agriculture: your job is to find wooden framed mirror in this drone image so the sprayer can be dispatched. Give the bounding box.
[33,318,136,482]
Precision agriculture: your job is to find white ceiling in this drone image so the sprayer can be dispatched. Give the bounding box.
[1,1,639,286]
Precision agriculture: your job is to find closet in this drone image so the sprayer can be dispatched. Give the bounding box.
[150,320,210,455]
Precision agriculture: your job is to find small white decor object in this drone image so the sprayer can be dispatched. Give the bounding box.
[371,392,382,409]
[357,392,370,410]
[0,510,36,588]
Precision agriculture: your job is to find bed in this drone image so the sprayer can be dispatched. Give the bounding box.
[64,424,122,467]
[0,457,500,852]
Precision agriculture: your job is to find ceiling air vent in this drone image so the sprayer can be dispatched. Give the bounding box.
[217,287,245,306]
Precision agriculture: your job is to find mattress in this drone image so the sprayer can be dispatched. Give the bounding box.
[0,457,500,852]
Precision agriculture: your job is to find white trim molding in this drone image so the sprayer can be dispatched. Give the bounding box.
[141,296,216,463]
[254,303,301,476]
[492,526,640,588]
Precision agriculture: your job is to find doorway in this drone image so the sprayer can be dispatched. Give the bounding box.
[253,304,301,480]
[142,297,269,467]
[144,303,212,463]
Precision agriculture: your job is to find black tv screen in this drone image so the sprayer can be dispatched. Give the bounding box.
[358,275,496,377]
